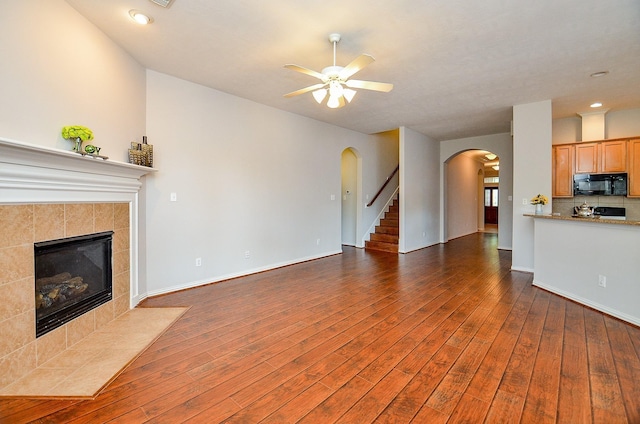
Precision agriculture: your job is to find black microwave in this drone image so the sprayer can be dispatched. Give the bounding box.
[573,173,627,196]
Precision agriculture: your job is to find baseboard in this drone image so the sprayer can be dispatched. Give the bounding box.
[145,250,343,298]
[533,280,640,327]
[399,241,442,254]
[510,265,533,273]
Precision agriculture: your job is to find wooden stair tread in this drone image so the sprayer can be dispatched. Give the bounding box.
[366,198,400,253]
[365,240,398,253]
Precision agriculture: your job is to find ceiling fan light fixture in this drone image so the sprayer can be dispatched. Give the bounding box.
[327,95,341,109]
[312,89,327,104]
[329,81,343,98]
[283,33,392,109]
[343,88,356,103]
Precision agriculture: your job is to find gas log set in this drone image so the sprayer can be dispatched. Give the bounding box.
[35,272,89,310]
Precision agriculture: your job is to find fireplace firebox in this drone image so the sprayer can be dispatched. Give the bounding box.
[34,231,113,337]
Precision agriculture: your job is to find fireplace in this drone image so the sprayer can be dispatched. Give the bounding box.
[1,137,154,390]
[35,231,113,337]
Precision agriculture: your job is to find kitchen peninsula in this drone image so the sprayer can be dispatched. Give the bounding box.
[527,214,640,326]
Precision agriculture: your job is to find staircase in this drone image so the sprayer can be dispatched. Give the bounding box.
[365,199,399,253]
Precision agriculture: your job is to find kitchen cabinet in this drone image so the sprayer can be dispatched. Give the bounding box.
[601,140,627,172]
[552,144,574,197]
[575,140,626,174]
[629,138,640,197]
[574,143,598,173]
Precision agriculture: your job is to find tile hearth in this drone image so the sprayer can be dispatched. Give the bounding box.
[0,307,187,398]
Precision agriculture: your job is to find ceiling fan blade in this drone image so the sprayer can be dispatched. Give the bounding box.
[339,54,375,80]
[345,79,394,92]
[283,83,327,98]
[284,64,327,81]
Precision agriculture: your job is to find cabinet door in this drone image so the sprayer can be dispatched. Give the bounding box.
[574,143,598,173]
[629,138,640,197]
[553,145,574,197]
[601,140,626,172]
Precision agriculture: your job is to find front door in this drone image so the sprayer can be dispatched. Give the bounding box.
[484,188,498,225]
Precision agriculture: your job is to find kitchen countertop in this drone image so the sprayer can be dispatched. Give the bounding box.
[524,214,640,226]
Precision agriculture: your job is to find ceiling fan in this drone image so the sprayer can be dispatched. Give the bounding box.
[284,33,393,109]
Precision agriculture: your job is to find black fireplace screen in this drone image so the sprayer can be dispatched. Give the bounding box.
[34,231,113,337]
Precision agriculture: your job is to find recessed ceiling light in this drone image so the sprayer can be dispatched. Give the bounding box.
[590,102,603,108]
[129,10,153,24]
[590,71,609,78]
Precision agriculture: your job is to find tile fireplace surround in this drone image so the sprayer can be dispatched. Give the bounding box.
[0,137,155,391]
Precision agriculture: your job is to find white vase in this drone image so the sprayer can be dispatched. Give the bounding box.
[535,203,543,215]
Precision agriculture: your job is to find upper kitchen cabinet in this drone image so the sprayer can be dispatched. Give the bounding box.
[552,144,574,197]
[629,138,640,197]
[601,140,627,172]
[575,140,626,174]
[574,143,598,173]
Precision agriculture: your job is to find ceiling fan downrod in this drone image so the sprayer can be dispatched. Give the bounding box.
[329,33,341,68]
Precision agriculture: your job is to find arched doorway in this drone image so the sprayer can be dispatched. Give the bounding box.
[341,148,359,246]
[444,149,500,240]
[439,133,513,250]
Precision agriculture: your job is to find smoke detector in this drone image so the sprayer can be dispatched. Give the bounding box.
[148,0,173,7]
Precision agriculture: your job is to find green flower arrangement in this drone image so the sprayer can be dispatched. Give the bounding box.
[530,194,548,205]
[61,125,94,142]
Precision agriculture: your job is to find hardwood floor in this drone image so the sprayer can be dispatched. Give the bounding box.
[2,232,639,423]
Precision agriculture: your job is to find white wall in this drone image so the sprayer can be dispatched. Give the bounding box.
[552,108,640,144]
[512,100,552,272]
[605,108,640,139]
[446,154,483,240]
[552,117,581,144]
[399,127,440,253]
[0,0,145,159]
[145,71,395,295]
[440,133,513,250]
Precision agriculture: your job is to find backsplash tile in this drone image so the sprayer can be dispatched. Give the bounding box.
[552,196,640,220]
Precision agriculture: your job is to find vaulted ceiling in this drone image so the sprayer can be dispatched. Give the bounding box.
[65,0,640,141]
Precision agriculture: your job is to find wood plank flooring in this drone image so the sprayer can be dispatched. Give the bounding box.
[2,232,639,423]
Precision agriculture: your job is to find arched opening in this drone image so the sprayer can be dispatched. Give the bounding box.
[341,148,360,246]
[444,149,500,240]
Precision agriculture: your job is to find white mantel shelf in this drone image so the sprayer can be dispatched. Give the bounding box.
[0,137,155,203]
[0,136,155,307]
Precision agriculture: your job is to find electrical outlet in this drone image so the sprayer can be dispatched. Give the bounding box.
[170,192,177,202]
[244,250,250,259]
[316,238,320,245]
[522,198,528,205]
[598,274,606,287]
[195,257,202,267]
